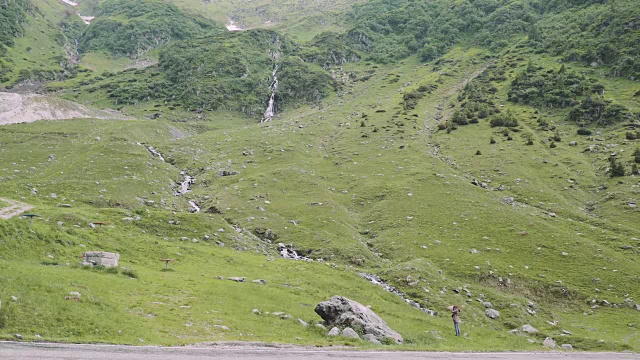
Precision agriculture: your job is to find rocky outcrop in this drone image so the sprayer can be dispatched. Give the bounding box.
[315,296,403,344]
[82,252,119,268]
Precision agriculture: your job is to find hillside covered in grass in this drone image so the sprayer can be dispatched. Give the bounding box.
[0,0,639,352]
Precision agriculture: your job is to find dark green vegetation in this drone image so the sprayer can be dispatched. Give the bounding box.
[79,0,221,58]
[63,30,335,115]
[0,0,32,47]
[1,0,639,352]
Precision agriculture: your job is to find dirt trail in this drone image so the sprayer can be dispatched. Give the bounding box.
[0,198,34,220]
[0,92,129,125]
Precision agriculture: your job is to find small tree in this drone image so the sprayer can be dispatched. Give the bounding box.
[609,157,625,177]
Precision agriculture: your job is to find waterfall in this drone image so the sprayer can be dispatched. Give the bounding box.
[175,172,193,196]
[260,65,279,123]
[146,146,165,162]
[188,200,201,213]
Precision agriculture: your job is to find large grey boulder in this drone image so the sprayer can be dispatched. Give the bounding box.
[315,296,403,344]
[82,252,119,268]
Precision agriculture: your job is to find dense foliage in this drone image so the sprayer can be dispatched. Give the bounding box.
[79,0,221,58]
[299,0,640,80]
[0,0,31,47]
[533,0,640,79]
[83,30,335,115]
[507,62,634,126]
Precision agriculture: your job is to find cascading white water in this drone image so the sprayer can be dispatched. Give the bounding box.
[175,172,193,196]
[260,65,279,123]
[188,200,201,213]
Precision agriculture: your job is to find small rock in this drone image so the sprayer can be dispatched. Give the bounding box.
[483,301,493,309]
[252,279,267,285]
[214,325,230,331]
[328,327,341,336]
[543,337,556,348]
[298,319,308,327]
[485,309,500,319]
[561,344,573,350]
[11,296,18,301]
[14,334,23,340]
[315,323,326,330]
[342,327,360,339]
[252,309,261,314]
[363,333,381,344]
[68,291,81,299]
[229,277,246,282]
[520,324,538,334]
[562,330,573,335]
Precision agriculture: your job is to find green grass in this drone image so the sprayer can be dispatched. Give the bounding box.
[1,44,639,351]
[1,0,640,347]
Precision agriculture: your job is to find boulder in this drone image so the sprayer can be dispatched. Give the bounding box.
[315,296,403,343]
[327,327,341,336]
[363,333,381,344]
[520,324,538,334]
[561,344,573,350]
[342,327,360,339]
[82,252,119,268]
[543,337,556,349]
[485,309,500,319]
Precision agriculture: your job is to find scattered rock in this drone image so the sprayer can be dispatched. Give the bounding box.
[315,296,403,343]
[562,330,573,335]
[543,337,556,349]
[520,325,538,334]
[342,327,360,339]
[298,319,308,327]
[503,197,515,205]
[363,333,381,344]
[82,252,119,268]
[214,325,230,331]
[252,309,261,315]
[252,279,267,285]
[483,301,493,309]
[229,277,246,282]
[14,334,23,340]
[315,323,326,330]
[561,344,573,350]
[328,327,341,336]
[485,309,500,319]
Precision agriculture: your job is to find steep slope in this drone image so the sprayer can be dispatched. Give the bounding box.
[0,0,83,88]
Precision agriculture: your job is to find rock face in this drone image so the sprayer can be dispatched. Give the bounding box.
[315,296,403,344]
[82,252,119,268]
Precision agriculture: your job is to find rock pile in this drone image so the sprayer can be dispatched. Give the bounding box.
[315,296,403,344]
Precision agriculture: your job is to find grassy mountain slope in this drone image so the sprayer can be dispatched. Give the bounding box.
[78,0,222,59]
[1,0,639,352]
[0,0,83,87]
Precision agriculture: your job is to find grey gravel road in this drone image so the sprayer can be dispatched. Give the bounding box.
[0,342,638,360]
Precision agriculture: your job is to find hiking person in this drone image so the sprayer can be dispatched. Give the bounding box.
[451,305,461,336]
